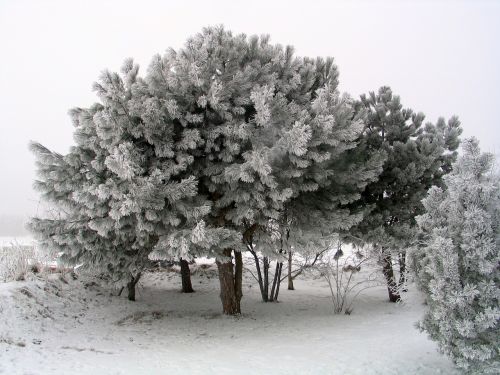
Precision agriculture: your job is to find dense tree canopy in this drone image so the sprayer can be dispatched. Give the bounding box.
[141,26,386,311]
[30,26,465,317]
[30,26,386,312]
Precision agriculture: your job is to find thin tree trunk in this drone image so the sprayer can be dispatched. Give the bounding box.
[270,261,280,301]
[127,272,141,301]
[216,249,240,315]
[287,251,294,290]
[382,253,400,302]
[251,250,266,302]
[180,258,194,293]
[272,262,283,301]
[398,251,407,292]
[263,257,269,302]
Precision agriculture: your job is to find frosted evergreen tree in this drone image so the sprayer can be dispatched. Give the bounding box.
[146,26,385,312]
[29,59,210,300]
[347,87,462,302]
[281,105,387,292]
[416,138,500,374]
[243,87,386,301]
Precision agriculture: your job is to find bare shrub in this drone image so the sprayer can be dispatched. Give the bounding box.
[0,242,54,282]
[282,246,329,287]
[315,242,383,314]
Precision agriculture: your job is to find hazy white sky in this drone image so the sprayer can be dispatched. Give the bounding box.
[0,0,499,217]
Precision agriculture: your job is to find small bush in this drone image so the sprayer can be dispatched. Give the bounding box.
[0,242,52,282]
[314,243,382,314]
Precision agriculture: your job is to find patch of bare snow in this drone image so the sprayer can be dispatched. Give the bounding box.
[0,263,459,375]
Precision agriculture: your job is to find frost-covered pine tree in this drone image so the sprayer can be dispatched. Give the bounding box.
[347,87,462,302]
[243,85,386,301]
[146,26,385,312]
[275,101,387,294]
[416,138,500,374]
[29,59,210,300]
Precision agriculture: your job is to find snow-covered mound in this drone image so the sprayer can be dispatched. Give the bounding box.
[0,274,99,345]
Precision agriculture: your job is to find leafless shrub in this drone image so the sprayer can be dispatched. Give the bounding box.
[314,242,383,314]
[0,241,54,282]
[282,247,329,286]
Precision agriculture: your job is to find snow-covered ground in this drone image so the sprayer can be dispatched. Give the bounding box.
[0,261,458,375]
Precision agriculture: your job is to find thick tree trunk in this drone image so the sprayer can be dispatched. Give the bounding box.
[287,251,294,290]
[234,251,243,305]
[263,257,269,302]
[180,258,194,293]
[398,251,408,292]
[382,253,400,302]
[127,272,141,301]
[216,249,241,315]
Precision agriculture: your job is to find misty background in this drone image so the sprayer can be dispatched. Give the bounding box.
[0,0,499,235]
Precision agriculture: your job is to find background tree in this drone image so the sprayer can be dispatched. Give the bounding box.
[243,86,386,302]
[347,87,462,302]
[415,138,500,374]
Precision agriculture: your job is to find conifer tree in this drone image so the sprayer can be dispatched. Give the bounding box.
[415,138,499,374]
[146,26,385,311]
[30,26,397,314]
[29,60,210,300]
[246,100,386,301]
[347,87,462,302]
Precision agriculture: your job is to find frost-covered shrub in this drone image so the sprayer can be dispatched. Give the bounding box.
[416,138,500,374]
[0,243,38,282]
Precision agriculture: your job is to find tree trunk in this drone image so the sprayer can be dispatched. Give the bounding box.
[180,258,194,293]
[270,262,279,301]
[234,250,243,305]
[398,251,408,292]
[271,262,283,301]
[251,250,266,301]
[127,272,141,301]
[287,251,294,290]
[250,250,283,303]
[382,253,400,302]
[216,249,241,315]
[263,257,269,302]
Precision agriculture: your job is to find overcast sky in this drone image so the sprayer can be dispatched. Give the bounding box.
[0,0,499,218]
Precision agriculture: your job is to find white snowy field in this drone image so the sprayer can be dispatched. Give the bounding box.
[0,260,459,375]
